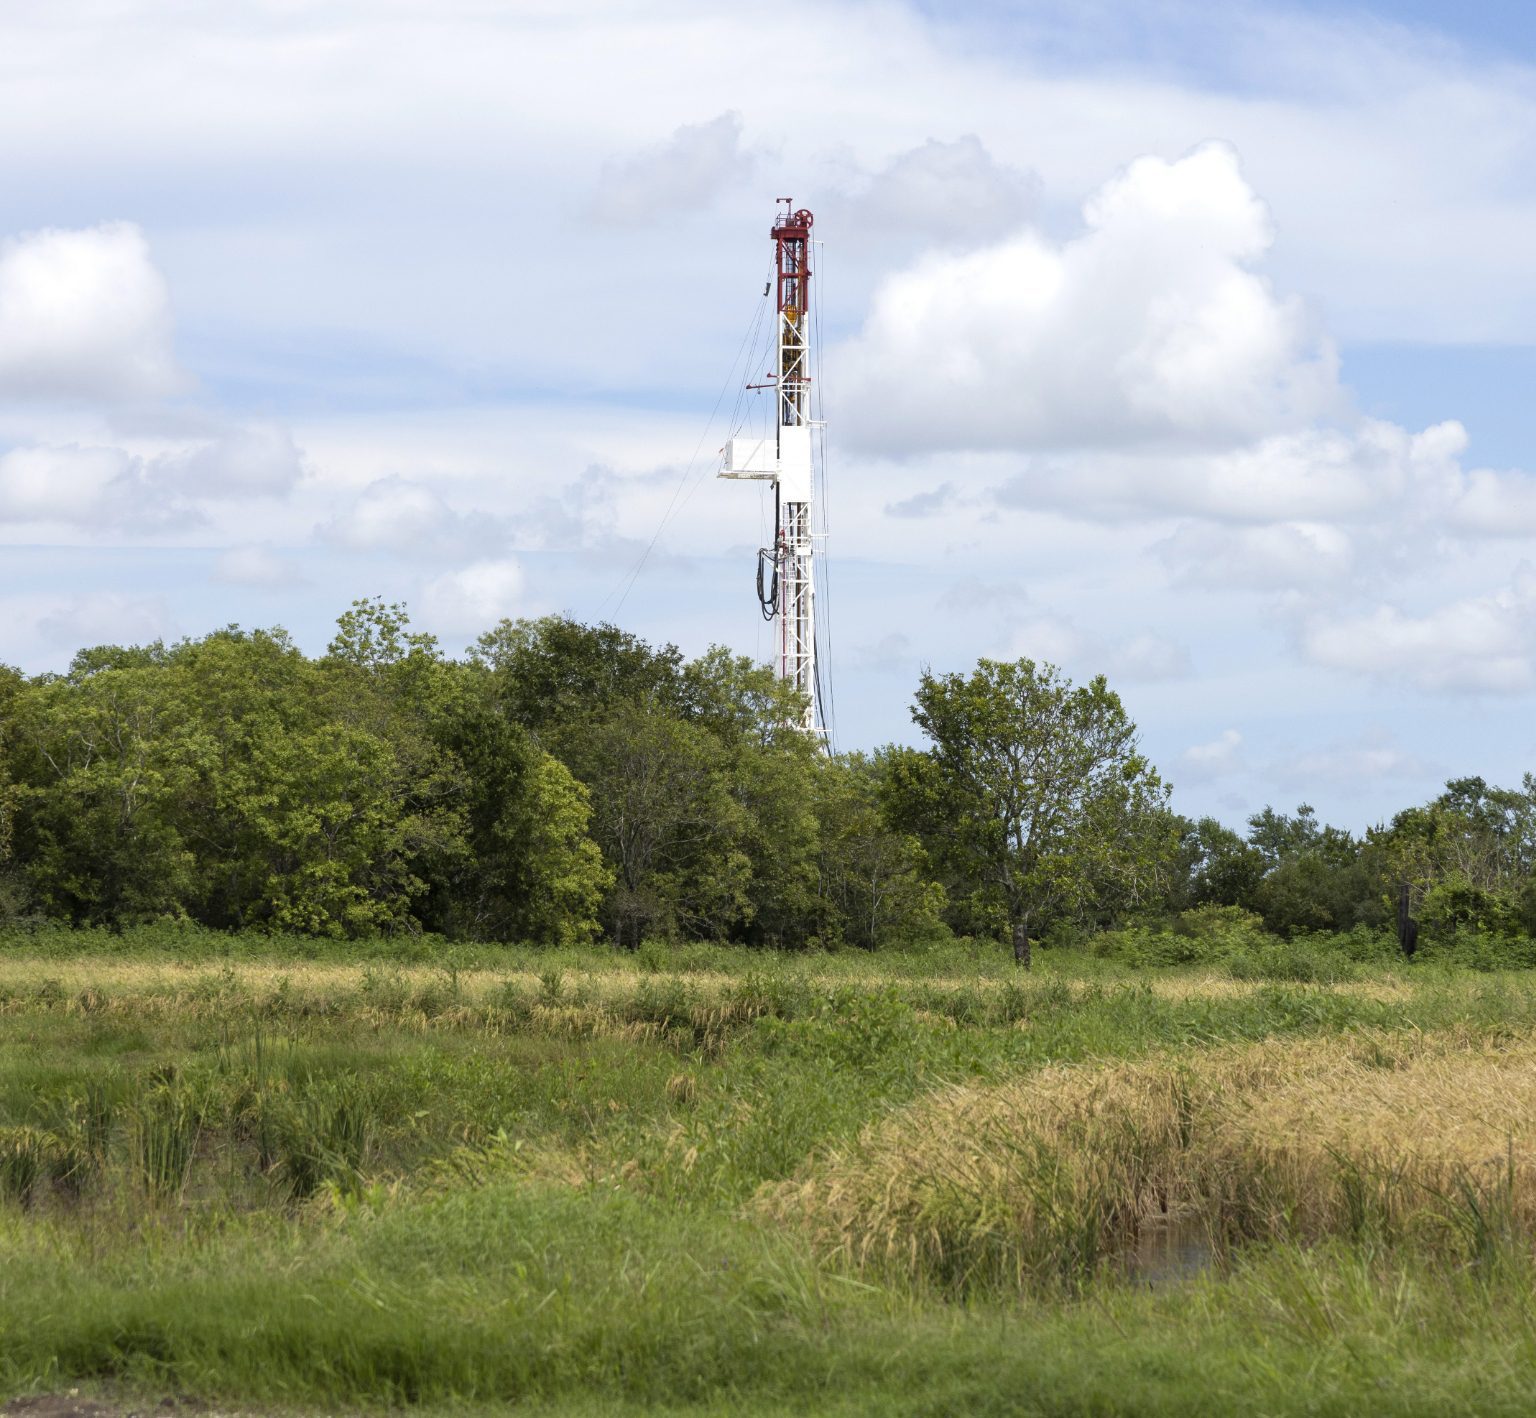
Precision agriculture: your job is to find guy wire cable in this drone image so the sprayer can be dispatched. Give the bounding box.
[597,263,774,621]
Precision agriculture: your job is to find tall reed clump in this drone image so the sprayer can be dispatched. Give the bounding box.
[76,1074,119,1161]
[44,1074,120,1197]
[271,1075,377,1199]
[133,1086,202,1200]
[757,1032,1536,1296]
[0,1126,53,1206]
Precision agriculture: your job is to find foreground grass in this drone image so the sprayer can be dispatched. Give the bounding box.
[10,1188,1536,1415]
[6,939,1536,1413]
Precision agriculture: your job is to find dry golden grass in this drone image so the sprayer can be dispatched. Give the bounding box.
[0,956,790,1054]
[758,1031,1536,1292]
[0,953,1412,1007]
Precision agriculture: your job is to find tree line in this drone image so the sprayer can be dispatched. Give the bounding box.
[0,598,1531,958]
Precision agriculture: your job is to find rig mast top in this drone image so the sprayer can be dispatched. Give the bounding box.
[719,199,823,737]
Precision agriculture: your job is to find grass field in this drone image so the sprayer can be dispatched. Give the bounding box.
[7,929,1536,1414]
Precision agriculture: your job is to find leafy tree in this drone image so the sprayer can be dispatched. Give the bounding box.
[1182,816,1266,909]
[476,622,825,949]
[328,597,439,669]
[432,689,608,943]
[235,719,424,936]
[904,658,1174,967]
[319,607,469,927]
[0,664,25,920]
[519,753,612,944]
[471,615,686,751]
[1238,803,1377,937]
[684,648,820,946]
[1251,854,1378,937]
[1373,776,1536,941]
[8,657,195,923]
[814,753,944,949]
[1246,804,1357,871]
[164,623,461,937]
[582,702,750,947]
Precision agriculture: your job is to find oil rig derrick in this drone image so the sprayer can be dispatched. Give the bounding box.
[718,199,823,737]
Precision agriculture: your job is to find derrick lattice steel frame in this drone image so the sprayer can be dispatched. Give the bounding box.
[718,199,822,738]
[771,203,817,734]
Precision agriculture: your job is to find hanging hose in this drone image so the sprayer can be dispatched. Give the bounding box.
[756,546,779,621]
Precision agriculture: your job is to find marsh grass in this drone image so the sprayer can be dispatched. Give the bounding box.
[0,1126,51,1206]
[132,1087,202,1200]
[11,942,1536,1412]
[270,1076,377,1199]
[761,1030,1536,1296]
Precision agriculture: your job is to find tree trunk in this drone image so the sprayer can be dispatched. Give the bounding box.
[1396,882,1418,959]
[1012,919,1031,970]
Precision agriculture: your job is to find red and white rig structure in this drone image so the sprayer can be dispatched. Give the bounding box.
[719,199,823,737]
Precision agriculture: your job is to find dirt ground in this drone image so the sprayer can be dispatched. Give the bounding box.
[3,1399,232,1418]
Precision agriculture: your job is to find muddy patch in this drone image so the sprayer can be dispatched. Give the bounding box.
[3,1399,231,1418]
[1128,1216,1218,1288]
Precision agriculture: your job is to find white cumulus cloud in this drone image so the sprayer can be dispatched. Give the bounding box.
[37,591,174,650]
[0,444,131,524]
[997,415,1462,527]
[1155,520,1354,589]
[1271,732,1429,789]
[321,475,507,559]
[213,543,305,588]
[589,111,754,225]
[1445,465,1536,537]
[155,425,305,500]
[1180,728,1244,783]
[1106,632,1192,682]
[0,222,181,402]
[0,424,306,531]
[1005,610,1191,683]
[837,135,1039,246]
[1301,566,1536,693]
[838,143,1340,456]
[420,558,526,636]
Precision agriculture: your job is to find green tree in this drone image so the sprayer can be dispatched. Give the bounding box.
[814,752,944,949]
[475,620,826,949]
[1247,804,1356,871]
[433,689,609,943]
[151,622,463,937]
[0,664,26,920]
[684,648,820,946]
[470,615,686,754]
[582,702,750,947]
[1238,803,1376,937]
[327,597,440,669]
[905,658,1174,966]
[318,604,469,929]
[235,720,424,936]
[1373,776,1536,942]
[1181,816,1266,909]
[8,652,195,923]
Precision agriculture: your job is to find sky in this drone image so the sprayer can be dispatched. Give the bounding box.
[2,0,1536,833]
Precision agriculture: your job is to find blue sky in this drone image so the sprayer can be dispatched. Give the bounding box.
[2,0,1536,834]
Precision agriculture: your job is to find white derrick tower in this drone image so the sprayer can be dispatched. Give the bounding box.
[719,200,822,737]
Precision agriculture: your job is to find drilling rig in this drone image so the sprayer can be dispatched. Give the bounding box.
[719,199,823,737]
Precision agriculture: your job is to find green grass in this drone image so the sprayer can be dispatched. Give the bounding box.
[9,1193,1536,1415]
[6,936,1536,1413]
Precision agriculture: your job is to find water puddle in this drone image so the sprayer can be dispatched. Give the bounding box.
[1126,1216,1217,1289]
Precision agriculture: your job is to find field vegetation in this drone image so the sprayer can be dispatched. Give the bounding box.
[7,608,1536,1412]
[7,935,1536,1413]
